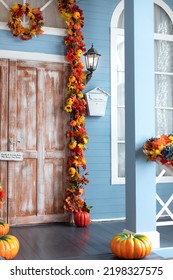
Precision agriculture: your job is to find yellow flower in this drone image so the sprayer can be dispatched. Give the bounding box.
[73,12,80,20]
[12,3,19,11]
[73,171,80,180]
[61,11,72,21]
[83,137,88,144]
[27,11,33,18]
[64,105,72,112]
[76,49,82,57]
[77,93,83,99]
[81,158,87,165]
[69,76,76,83]
[68,167,76,177]
[67,29,73,35]
[78,143,84,149]
[66,98,73,105]
[67,83,76,89]
[69,140,77,150]
[82,72,87,79]
[76,115,85,126]
[169,135,173,144]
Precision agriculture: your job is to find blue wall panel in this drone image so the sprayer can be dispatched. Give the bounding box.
[80,0,123,220]
[0,30,66,55]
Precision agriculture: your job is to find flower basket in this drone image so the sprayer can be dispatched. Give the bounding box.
[143,134,173,167]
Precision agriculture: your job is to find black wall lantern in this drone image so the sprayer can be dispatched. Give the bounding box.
[83,43,101,83]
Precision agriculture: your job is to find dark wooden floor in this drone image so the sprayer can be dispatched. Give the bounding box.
[7,220,173,260]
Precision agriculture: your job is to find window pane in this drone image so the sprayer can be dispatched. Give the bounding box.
[117,11,124,28]
[117,35,124,70]
[155,41,173,72]
[118,143,125,177]
[156,108,173,134]
[117,71,125,106]
[154,4,173,34]
[117,108,125,140]
[155,74,173,107]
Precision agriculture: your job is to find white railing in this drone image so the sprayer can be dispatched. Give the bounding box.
[156,160,173,226]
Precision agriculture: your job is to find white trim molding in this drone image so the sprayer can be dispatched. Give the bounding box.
[0,50,67,63]
[0,22,67,36]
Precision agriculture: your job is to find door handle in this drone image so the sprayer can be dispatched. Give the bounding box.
[8,138,20,151]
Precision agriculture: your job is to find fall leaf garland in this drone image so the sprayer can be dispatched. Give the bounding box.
[0,183,5,209]
[58,0,91,213]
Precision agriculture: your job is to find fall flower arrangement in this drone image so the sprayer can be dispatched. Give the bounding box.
[8,3,44,40]
[0,183,5,209]
[58,0,91,213]
[143,134,173,165]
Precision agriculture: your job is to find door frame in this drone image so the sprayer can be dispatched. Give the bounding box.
[0,50,70,224]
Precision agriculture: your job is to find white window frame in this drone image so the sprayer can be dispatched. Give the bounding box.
[111,0,173,184]
[0,0,67,36]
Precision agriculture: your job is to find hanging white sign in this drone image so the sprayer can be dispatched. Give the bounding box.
[0,151,23,161]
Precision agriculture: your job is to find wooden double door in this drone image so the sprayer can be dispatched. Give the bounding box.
[0,58,69,225]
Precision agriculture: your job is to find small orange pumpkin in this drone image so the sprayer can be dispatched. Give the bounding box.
[0,235,20,260]
[110,232,152,259]
[74,211,90,227]
[0,221,10,235]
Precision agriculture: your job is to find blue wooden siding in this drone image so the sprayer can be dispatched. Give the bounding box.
[0,30,66,55]
[0,0,173,220]
[80,0,124,220]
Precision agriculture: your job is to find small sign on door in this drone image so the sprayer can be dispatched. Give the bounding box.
[0,151,23,161]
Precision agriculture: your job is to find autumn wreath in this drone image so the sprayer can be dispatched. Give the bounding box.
[8,3,44,41]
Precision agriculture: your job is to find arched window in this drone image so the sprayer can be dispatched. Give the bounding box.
[111,0,173,184]
[0,0,66,35]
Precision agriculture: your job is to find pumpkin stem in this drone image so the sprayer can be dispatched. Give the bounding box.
[129,232,133,238]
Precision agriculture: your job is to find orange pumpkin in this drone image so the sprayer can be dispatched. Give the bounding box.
[110,232,152,259]
[0,221,10,235]
[0,235,20,260]
[74,211,90,227]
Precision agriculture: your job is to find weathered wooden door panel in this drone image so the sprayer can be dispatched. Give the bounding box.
[44,158,64,215]
[8,160,37,221]
[0,59,69,225]
[0,59,8,219]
